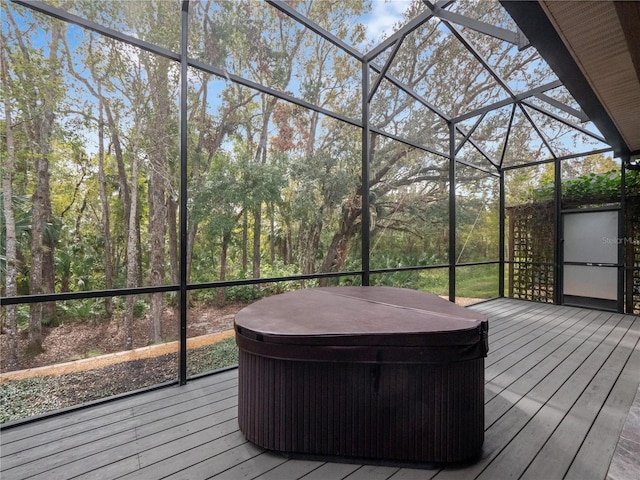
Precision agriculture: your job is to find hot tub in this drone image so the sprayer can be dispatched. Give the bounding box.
[234,286,488,463]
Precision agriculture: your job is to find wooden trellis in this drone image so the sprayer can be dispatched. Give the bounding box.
[508,197,640,313]
[507,202,555,303]
[627,197,640,314]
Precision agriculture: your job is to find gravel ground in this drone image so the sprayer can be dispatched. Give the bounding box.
[0,337,239,424]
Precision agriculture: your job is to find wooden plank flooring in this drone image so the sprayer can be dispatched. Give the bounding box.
[1,299,639,480]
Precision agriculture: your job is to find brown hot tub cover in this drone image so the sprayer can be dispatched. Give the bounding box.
[235,286,488,463]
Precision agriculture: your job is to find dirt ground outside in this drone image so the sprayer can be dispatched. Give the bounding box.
[0,303,245,375]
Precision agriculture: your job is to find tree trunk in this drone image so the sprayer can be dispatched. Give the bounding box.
[148,158,166,343]
[252,206,261,278]
[217,231,231,307]
[98,87,114,318]
[149,169,166,344]
[29,23,63,340]
[124,154,140,350]
[41,177,56,321]
[300,109,323,275]
[270,205,276,264]
[1,38,20,367]
[302,220,323,274]
[318,196,362,287]
[28,88,58,350]
[287,226,293,265]
[186,221,198,284]
[29,152,49,352]
[168,195,179,286]
[242,211,248,272]
[251,100,276,278]
[147,56,172,343]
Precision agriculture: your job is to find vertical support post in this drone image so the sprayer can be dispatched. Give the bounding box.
[508,204,515,297]
[448,121,456,302]
[179,0,189,385]
[361,60,371,286]
[554,158,562,305]
[499,169,505,297]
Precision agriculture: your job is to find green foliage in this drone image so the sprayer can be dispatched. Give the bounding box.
[55,299,104,323]
[16,305,30,330]
[223,263,310,304]
[187,337,239,377]
[0,377,66,423]
[0,194,31,259]
[133,299,148,319]
[370,267,422,290]
[531,169,639,204]
[625,169,640,194]
[225,284,264,304]
[370,264,498,300]
[563,171,620,201]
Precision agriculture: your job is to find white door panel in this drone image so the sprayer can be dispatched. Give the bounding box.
[563,211,618,302]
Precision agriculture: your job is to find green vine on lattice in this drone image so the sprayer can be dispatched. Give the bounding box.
[530,169,640,204]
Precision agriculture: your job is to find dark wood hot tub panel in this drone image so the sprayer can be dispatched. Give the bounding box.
[238,350,484,463]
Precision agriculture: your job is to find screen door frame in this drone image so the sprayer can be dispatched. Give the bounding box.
[561,207,623,312]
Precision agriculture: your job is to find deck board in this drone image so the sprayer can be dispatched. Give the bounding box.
[289,462,361,480]
[484,311,613,408]
[486,307,599,369]
[252,458,325,480]
[474,316,635,480]
[565,331,640,480]
[521,318,640,480]
[1,299,638,480]
[2,382,239,475]
[485,309,607,383]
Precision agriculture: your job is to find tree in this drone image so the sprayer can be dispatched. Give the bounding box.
[141,54,172,344]
[4,7,64,351]
[59,21,142,346]
[263,0,366,276]
[1,31,19,367]
[97,84,114,318]
[225,1,307,279]
[124,151,140,350]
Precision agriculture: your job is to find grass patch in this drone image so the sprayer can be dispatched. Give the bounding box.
[457,264,499,299]
[414,264,500,299]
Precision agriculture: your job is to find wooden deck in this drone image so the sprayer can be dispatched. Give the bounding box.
[2,298,639,480]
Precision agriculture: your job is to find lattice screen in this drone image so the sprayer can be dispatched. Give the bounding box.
[627,197,640,314]
[507,202,555,303]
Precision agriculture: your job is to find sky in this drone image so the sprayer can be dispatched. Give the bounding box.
[360,0,414,45]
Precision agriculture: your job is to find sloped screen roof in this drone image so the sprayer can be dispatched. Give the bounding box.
[15,0,615,171]
[273,0,613,170]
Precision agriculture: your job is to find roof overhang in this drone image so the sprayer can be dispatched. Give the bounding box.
[501,1,640,158]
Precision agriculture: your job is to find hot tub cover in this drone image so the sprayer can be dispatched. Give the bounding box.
[234,286,488,364]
